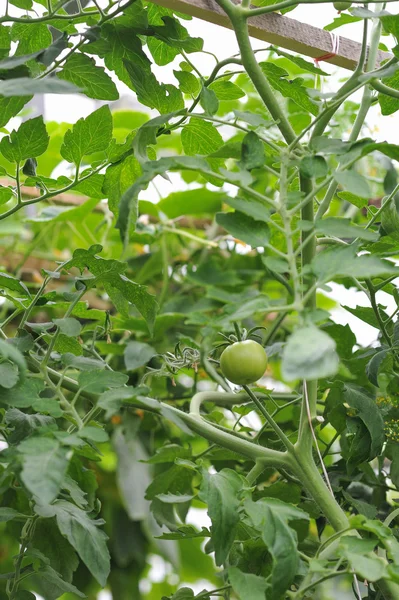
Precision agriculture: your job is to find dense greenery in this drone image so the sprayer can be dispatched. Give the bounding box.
[3,0,399,598]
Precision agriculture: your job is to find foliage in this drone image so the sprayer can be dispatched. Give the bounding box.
[2,0,399,599]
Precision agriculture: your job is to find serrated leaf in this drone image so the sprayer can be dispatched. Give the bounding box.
[181,118,223,155]
[57,52,119,101]
[124,60,183,114]
[240,131,265,170]
[174,70,200,95]
[337,190,368,209]
[61,105,113,166]
[228,567,268,600]
[0,116,49,163]
[35,500,110,586]
[199,469,244,566]
[65,246,158,335]
[244,499,298,597]
[208,80,245,100]
[19,437,69,503]
[261,62,319,115]
[103,154,142,217]
[216,211,270,247]
[314,217,378,241]
[78,370,128,394]
[311,244,397,281]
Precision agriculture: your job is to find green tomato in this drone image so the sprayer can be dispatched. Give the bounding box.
[220,340,268,385]
[333,1,352,10]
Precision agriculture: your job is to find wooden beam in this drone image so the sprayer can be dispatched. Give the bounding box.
[151,0,392,70]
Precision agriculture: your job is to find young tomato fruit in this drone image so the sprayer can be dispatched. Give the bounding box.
[333,1,352,10]
[220,340,268,385]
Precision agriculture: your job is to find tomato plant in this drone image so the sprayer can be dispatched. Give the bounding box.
[2,0,399,599]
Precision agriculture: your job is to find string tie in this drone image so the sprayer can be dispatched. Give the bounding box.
[314,31,340,66]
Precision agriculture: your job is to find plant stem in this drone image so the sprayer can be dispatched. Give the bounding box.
[315,6,382,220]
[214,0,296,145]
[243,385,295,452]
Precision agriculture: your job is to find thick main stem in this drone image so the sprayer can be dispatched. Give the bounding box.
[215,1,296,145]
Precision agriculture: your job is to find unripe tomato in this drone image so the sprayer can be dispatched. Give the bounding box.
[220,340,267,385]
[333,1,352,10]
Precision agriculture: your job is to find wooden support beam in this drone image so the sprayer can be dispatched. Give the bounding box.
[152,0,392,70]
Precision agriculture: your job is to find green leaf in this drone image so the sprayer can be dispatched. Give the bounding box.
[378,70,399,116]
[0,272,29,296]
[0,507,26,523]
[85,23,150,90]
[0,116,49,163]
[148,36,179,66]
[334,170,371,198]
[311,244,398,281]
[103,154,142,217]
[225,196,270,222]
[0,379,44,408]
[208,80,245,100]
[65,246,158,335]
[240,131,265,170]
[273,48,329,75]
[244,499,298,597]
[314,217,378,241]
[19,437,69,503]
[116,156,220,244]
[381,199,399,240]
[114,430,152,521]
[174,70,201,95]
[0,78,80,97]
[199,86,219,115]
[124,60,183,113]
[343,304,390,330]
[181,118,223,155]
[53,317,81,337]
[0,339,26,383]
[78,370,128,394]
[261,62,319,115]
[97,385,149,419]
[124,341,156,370]
[38,565,85,600]
[344,552,387,582]
[156,188,223,219]
[216,211,270,247]
[12,22,51,55]
[228,567,268,600]
[300,155,328,179]
[0,362,19,389]
[343,385,385,459]
[61,105,113,166]
[281,325,339,381]
[145,464,193,502]
[5,403,54,444]
[132,110,184,164]
[337,190,368,209]
[199,469,244,566]
[57,53,119,101]
[35,500,110,586]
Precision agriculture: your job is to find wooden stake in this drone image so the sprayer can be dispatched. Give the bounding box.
[151,0,392,70]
